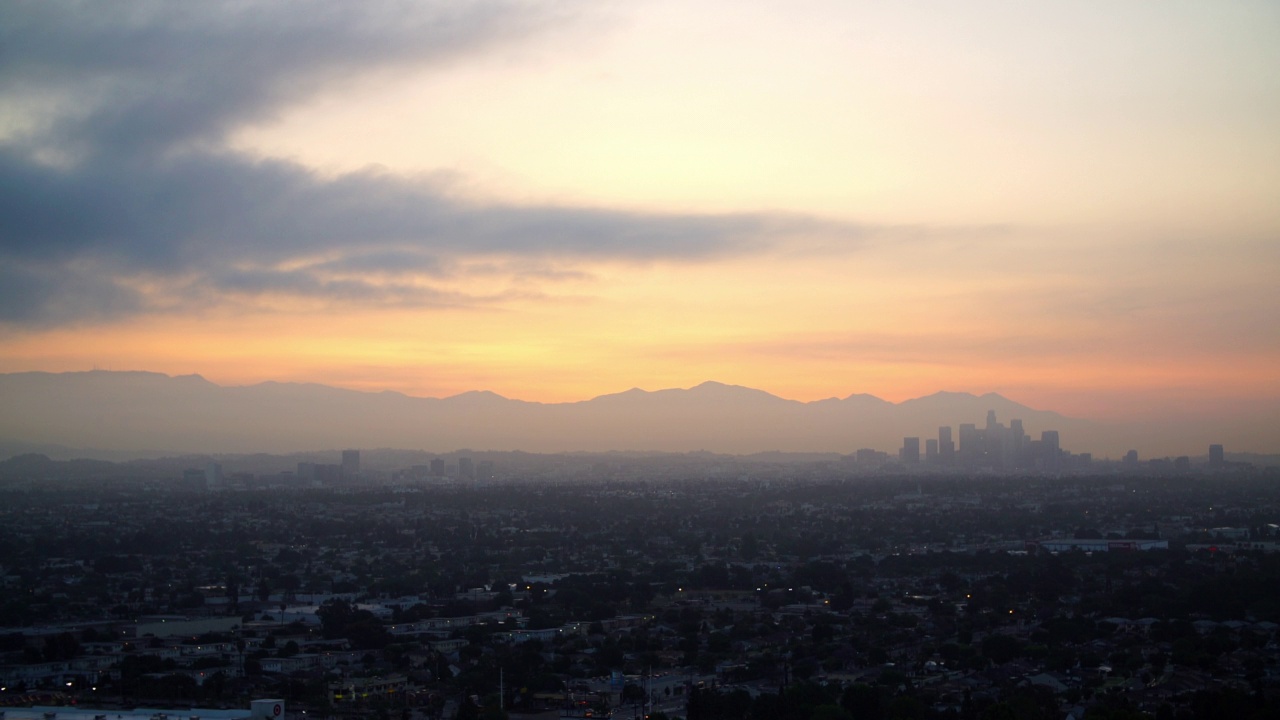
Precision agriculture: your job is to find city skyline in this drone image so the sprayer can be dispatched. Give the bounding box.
[0,370,1272,459]
[1,2,1278,434]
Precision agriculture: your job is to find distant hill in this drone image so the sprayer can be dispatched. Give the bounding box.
[0,453,121,480]
[0,371,1130,459]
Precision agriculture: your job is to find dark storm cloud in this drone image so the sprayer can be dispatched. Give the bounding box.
[0,148,801,268]
[0,1,858,327]
[0,263,145,325]
[0,1,553,155]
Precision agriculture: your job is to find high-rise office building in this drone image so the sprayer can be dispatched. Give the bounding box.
[341,449,360,478]
[901,437,921,464]
[205,462,223,490]
[1209,444,1224,467]
[1036,430,1060,469]
[316,464,341,485]
[938,426,955,463]
[1041,431,1060,456]
[297,462,316,484]
[958,424,977,454]
[856,448,888,465]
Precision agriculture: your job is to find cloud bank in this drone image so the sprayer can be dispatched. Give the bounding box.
[0,1,846,326]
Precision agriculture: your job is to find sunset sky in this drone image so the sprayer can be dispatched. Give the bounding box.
[1,1,1278,428]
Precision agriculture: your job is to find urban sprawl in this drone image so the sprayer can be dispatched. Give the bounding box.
[1,412,1278,720]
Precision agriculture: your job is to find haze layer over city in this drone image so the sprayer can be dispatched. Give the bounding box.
[0,1,1277,459]
[3,5,1280,719]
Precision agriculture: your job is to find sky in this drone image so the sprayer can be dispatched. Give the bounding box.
[1,1,1278,435]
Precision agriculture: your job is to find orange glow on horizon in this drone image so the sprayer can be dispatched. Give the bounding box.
[1,1,1277,451]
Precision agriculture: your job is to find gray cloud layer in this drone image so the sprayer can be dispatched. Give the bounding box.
[1,2,554,155]
[0,1,847,326]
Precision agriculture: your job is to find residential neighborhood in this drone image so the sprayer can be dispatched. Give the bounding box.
[2,458,1279,720]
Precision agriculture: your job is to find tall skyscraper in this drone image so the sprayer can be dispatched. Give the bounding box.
[938,426,955,464]
[1037,430,1060,469]
[205,462,223,490]
[297,462,317,484]
[341,449,360,478]
[1041,431,1060,456]
[856,448,887,465]
[1209,444,1224,467]
[901,437,921,464]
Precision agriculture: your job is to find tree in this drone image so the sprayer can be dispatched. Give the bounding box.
[225,573,241,612]
[41,632,81,661]
[347,619,391,650]
[980,634,1023,665]
[888,695,928,720]
[842,683,884,720]
[316,598,361,637]
[454,696,480,720]
[621,683,646,705]
[812,705,853,720]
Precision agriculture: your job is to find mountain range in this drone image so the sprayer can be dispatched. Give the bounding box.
[0,370,1263,460]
